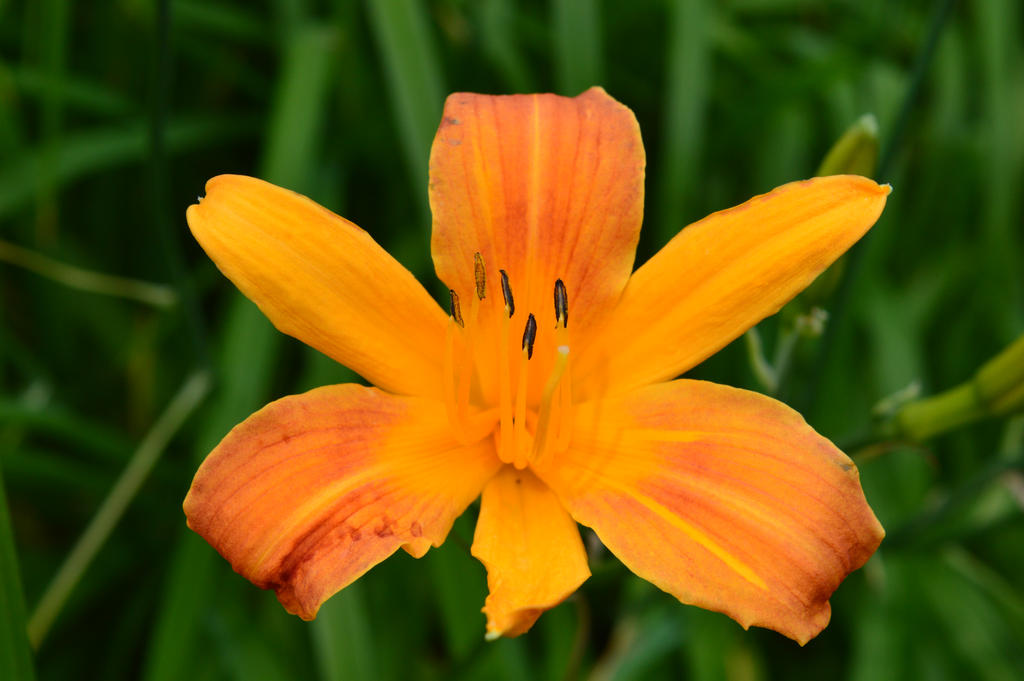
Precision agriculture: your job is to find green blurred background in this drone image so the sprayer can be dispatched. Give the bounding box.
[2,0,1023,679]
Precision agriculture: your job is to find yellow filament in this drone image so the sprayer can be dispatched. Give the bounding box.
[443,318,461,434]
[456,295,480,423]
[554,372,574,451]
[497,309,514,464]
[554,324,573,452]
[462,407,501,444]
[531,344,570,464]
[443,317,478,446]
[512,347,530,469]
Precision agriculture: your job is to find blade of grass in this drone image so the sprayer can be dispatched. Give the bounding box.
[27,371,211,649]
[363,0,443,210]
[0,399,131,460]
[425,514,486,661]
[150,0,209,372]
[11,68,134,116]
[0,466,35,681]
[27,0,70,244]
[141,303,281,681]
[657,0,710,239]
[173,0,271,46]
[974,0,1023,333]
[262,22,338,190]
[209,599,295,681]
[144,11,335,679]
[478,0,532,91]
[0,114,259,220]
[552,0,603,95]
[311,584,376,681]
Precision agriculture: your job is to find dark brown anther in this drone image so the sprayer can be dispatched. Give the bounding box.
[474,252,486,300]
[449,289,464,327]
[499,269,515,317]
[522,313,537,359]
[554,279,568,327]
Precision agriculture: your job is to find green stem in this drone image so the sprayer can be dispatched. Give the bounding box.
[770,326,803,396]
[27,371,210,648]
[0,239,177,308]
[743,328,777,394]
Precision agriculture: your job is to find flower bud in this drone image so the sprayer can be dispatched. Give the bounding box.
[817,114,880,177]
[897,334,1024,441]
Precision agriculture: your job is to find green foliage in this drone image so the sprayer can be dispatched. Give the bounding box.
[1,0,1022,679]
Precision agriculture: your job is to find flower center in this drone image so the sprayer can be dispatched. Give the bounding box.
[442,253,574,468]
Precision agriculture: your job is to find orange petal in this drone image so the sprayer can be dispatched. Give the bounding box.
[533,380,884,644]
[574,176,889,398]
[429,87,644,395]
[187,175,448,398]
[184,384,500,619]
[471,466,590,638]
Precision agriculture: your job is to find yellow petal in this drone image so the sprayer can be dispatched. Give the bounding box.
[187,175,448,398]
[429,88,645,402]
[471,466,590,638]
[574,176,889,398]
[533,379,884,644]
[184,384,500,619]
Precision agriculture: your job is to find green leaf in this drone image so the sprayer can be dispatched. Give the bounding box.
[552,0,603,95]
[0,467,35,681]
[363,0,444,206]
[141,301,281,681]
[261,22,338,189]
[0,116,259,220]
[657,0,711,238]
[311,583,377,681]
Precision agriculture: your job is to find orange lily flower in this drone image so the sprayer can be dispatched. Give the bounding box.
[184,87,887,644]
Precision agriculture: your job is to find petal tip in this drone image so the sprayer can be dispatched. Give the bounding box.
[847,175,892,199]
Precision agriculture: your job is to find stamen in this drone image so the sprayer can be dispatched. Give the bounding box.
[499,269,515,316]
[513,313,537,469]
[554,355,574,452]
[554,278,568,327]
[443,315,463,438]
[474,252,486,300]
[446,285,479,446]
[550,279,574,453]
[457,291,480,424]
[521,313,537,359]
[498,292,514,464]
[444,318,498,447]
[448,289,464,327]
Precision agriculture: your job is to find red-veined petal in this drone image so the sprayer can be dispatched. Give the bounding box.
[429,87,644,404]
[184,384,500,619]
[533,379,884,644]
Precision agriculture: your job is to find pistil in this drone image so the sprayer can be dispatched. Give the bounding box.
[531,343,569,463]
[532,279,572,462]
[513,313,537,469]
